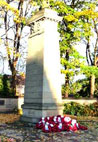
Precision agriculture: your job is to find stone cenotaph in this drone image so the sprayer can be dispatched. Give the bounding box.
[21,8,63,123]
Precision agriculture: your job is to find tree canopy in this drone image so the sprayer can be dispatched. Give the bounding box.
[0,0,98,97]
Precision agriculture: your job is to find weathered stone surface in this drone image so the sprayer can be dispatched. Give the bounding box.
[21,8,63,123]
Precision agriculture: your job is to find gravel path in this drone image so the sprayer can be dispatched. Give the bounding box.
[0,121,98,142]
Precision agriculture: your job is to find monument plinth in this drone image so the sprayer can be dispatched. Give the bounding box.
[21,8,63,123]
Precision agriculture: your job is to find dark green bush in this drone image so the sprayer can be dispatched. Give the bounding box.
[0,74,14,98]
[63,102,98,116]
[0,78,3,92]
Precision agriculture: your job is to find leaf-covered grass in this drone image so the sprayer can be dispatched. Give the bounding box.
[0,113,20,124]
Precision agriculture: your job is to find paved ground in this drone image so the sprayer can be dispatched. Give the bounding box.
[0,114,98,142]
[0,121,98,142]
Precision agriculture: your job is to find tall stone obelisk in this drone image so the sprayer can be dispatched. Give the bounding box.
[21,8,63,123]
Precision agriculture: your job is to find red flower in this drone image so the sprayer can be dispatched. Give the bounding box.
[57,123,65,131]
[36,120,45,129]
[69,119,78,131]
[42,122,52,132]
[63,116,72,125]
[77,123,88,130]
[36,115,88,133]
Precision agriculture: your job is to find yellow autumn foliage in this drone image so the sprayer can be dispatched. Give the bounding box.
[30,1,37,6]
[74,9,98,19]
[74,31,81,38]
[14,16,26,24]
[6,47,11,55]
[0,0,19,16]
[64,15,78,22]
[67,24,74,29]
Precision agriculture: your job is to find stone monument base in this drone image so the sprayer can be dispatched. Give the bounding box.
[21,103,63,123]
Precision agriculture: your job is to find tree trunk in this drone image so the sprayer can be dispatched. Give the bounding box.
[10,63,17,96]
[64,75,69,98]
[90,74,95,98]
[64,49,69,98]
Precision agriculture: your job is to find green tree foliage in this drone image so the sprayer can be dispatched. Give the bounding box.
[76,77,98,98]
[50,0,98,98]
[50,0,87,97]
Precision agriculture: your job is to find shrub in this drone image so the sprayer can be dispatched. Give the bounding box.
[63,102,98,116]
[0,74,14,97]
[0,77,3,92]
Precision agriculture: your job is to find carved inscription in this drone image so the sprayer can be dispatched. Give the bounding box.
[30,20,44,36]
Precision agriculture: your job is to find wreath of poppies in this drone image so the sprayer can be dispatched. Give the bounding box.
[36,115,87,133]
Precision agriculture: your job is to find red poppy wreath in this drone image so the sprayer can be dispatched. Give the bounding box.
[36,115,87,133]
